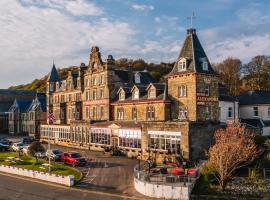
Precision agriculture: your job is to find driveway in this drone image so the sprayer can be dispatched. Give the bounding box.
[46,144,144,198]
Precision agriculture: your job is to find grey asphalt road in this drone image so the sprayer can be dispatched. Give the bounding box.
[0,173,146,200]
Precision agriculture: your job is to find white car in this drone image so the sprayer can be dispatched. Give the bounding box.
[11,143,26,152]
[22,145,30,155]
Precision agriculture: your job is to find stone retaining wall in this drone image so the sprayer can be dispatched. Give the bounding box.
[0,165,74,186]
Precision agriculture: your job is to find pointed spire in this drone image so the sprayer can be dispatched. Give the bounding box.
[48,61,59,82]
[167,28,216,76]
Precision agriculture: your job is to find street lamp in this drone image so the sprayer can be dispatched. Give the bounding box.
[183,161,186,186]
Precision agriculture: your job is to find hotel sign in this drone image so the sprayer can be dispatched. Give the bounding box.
[197,94,218,105]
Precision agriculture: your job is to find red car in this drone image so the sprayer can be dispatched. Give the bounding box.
[60,152,87,167]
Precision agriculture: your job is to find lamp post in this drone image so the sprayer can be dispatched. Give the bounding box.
[47,123,51,172]
[154,143,157,167]
[183,161,186,186]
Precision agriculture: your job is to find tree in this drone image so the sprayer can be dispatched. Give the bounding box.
[214,57,242,96]
[28,141,45,161]
[207,122,260,191]
[242,55,270,91]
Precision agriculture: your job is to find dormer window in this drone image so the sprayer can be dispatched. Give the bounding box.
[133,90,139,100]
[203,61,208,71]
[119,91,125,101]
[135,73,141,84]
[178,58,187,72]
[148,89,156,99]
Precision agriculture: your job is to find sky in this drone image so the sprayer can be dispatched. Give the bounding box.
[1,0,270,88]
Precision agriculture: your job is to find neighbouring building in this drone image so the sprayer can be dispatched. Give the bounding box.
[0,89,36,134]
[8,93,46,137]
[40,28,222,162]
[238,91,270,136]
[218,84,239,124]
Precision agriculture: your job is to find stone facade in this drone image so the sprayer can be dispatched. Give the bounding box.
[41,28,221,162]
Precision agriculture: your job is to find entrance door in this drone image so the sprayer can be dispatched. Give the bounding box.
[112,137,118,149]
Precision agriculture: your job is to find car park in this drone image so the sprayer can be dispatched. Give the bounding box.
[35,151,46,159]
[0,143,10,152]
[46,149,62,161]
[11,143,26,152]
[60,152,87,167]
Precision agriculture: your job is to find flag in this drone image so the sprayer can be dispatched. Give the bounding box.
[48,112,56,123]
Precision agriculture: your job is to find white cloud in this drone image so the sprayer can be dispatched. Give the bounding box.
[20,0,103,16]
[132,4,154,11]
[0,0,135,88]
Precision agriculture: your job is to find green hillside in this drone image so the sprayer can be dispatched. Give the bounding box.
[8,59,174,92]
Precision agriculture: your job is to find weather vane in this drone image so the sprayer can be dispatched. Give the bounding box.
[187,11,196,28]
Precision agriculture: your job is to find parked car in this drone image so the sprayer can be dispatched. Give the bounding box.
[35,151,46,159]
[0,143,10,152]
[20,137,36,145]
[22,145,30,155]
[0,138,12,146]
[11,143,26,152]
[60,152,87,167]
[46,149,62,161]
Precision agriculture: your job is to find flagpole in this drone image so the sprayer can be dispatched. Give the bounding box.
[48,115,51,172]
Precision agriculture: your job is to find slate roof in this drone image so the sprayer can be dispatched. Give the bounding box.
[9,99,33,113]
[114,69,158,86]
[48,63,60,82]
[27,93,46,112]
[0,102,13,113]
[112,83,169,104]
[238,91,270,105]
[219,95,238,102]
[168,29,216,76]
[240,118,264,128]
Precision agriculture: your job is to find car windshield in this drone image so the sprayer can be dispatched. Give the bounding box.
[53,150,61,154]
[70,153,81,158]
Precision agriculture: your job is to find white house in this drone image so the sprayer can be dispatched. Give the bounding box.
[218,84,239,124]
[238,91,270,136]
[219,95,239,124]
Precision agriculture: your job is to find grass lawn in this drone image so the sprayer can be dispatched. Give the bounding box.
[0,152,82,182]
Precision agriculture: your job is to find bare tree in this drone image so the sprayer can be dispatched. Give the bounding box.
[213,57,242,96]
[208,122,260,191]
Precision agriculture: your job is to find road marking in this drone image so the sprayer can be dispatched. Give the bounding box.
[0,172,148,200]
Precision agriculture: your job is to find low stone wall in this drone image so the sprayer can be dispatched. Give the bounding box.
[134,177,195,200]
[0,165,74,186]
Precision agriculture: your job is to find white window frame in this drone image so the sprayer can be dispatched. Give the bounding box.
[228,107,233,118]
[253,107,259,117]
[178,58,187,72]
[202,61,208,71]
[133,90,139,100]
[205,84,210,96]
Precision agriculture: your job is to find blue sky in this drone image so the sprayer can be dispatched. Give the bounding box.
[1,0,270,88]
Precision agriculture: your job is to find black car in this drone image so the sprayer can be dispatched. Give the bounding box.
[0,139,12,146]
[0,143,10,152]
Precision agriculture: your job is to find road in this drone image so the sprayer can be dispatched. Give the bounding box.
[0,173,149,200]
